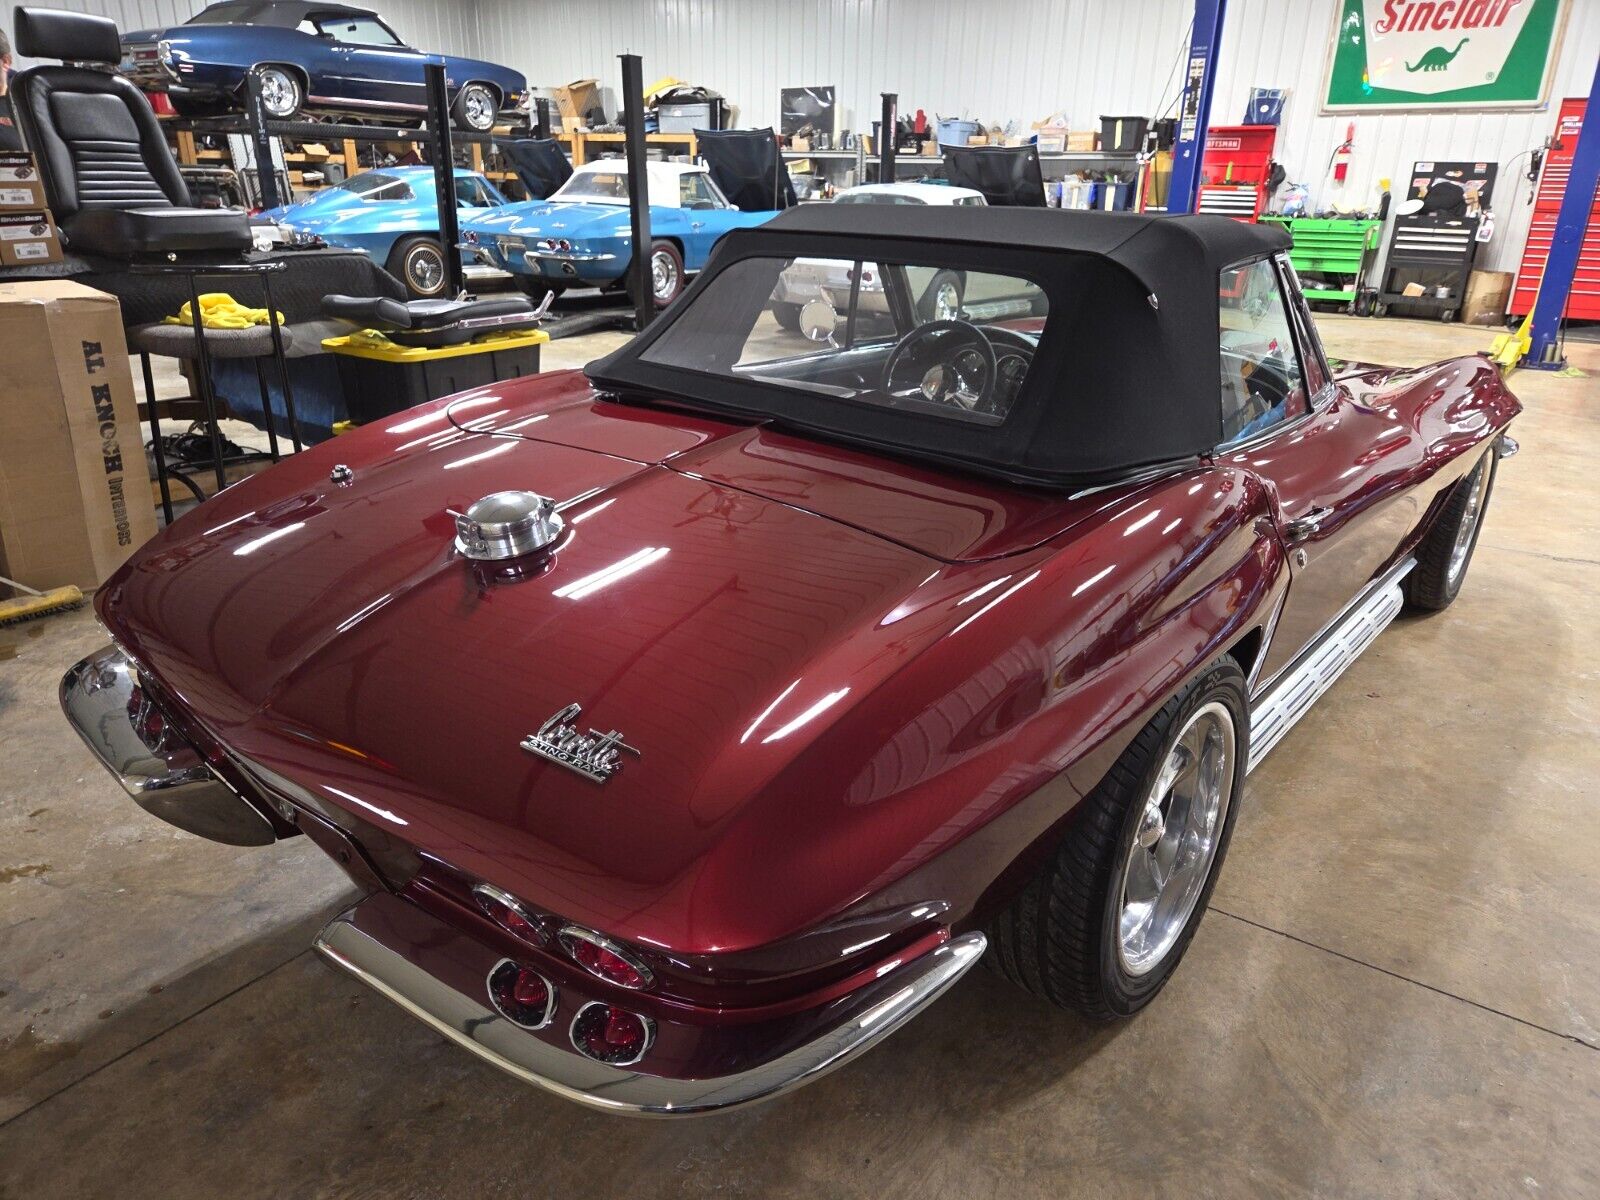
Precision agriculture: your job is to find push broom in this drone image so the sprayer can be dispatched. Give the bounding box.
[0,574,85,627]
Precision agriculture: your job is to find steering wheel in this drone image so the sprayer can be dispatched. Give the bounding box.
[881,320,998,414]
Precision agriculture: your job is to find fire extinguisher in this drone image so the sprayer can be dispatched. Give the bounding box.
[1332,123,1355,185]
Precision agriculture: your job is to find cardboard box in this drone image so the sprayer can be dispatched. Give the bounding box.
[0,281,157,593]
[1066,131,1098,152]
[1463,269,1514,326]
[0,211,63,266]
[554,78,600,122]
[966,133,989,146]
[561,114,584,135]
[0,151,48,210]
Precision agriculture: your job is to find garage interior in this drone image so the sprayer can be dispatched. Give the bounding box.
[2,0,1598,1196]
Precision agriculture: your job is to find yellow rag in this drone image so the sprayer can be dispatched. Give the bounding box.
[163,292,285,329]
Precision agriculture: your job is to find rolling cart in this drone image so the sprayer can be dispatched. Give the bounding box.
[1374,160,1498,322]
[1259,216,1381,310]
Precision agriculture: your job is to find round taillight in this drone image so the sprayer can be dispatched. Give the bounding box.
[558,238,572,251]
[473,884,545,945]
[558,926,653,989]
[570,1002,654,1066]
[486,959,557,1029]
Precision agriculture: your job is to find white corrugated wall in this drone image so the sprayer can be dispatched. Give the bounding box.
[5,0,1597,271]
[466,0,1599,273]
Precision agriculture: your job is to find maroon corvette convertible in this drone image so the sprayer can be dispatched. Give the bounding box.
[63,207,1518,1114]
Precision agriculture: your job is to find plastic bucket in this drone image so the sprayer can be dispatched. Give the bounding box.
[936,119,980,146]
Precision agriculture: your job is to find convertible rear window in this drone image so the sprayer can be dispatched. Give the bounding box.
[334,172,414,202]
[638,255,1049,426]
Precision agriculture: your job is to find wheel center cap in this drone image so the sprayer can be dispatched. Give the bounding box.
[1135,801,1166,849]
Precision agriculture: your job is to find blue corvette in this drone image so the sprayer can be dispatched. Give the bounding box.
[119,0,527,130]
[461,160,779,307]
[261,166,509,297]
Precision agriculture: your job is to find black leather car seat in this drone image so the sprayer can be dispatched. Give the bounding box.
[323,292,547,348]
[9,7,252,257]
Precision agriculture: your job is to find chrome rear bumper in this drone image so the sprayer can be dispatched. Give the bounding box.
[60,644,277,846]
[316,891,985,1116]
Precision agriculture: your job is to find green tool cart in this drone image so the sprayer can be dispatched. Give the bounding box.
[1259,216,1381,310]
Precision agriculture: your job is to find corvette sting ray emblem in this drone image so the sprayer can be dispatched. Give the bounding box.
[521,703,639,783]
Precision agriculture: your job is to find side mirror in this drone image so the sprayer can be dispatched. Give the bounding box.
[799,298,838,344]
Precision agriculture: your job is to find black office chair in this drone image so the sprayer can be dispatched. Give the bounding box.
[9,6,253,257]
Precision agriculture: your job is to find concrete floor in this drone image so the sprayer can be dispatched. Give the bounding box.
[2,316,1597,1198]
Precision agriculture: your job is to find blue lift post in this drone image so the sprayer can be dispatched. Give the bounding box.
[1165,0,1228,215]
[1524,54,1600,371]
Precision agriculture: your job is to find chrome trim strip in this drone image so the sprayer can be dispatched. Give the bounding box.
[314,900,986,1117]
[522,248,616,264]
[59,645,277,846]
[1247,557,1415,773]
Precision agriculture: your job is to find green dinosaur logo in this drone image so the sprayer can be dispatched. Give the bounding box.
[1406,37,1468,73]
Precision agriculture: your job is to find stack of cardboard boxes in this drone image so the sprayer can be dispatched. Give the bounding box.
[0,151,156,593]
[0,150,63,267]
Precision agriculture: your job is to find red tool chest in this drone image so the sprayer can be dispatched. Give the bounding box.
[1197,125,1278,222]
[1511,98,1600,320]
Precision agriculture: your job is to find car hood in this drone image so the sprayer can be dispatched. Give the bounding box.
[100,372,1123,952]
[268,193,439,236]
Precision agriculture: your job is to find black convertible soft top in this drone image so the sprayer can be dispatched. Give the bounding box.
[186,0,380,27]
[589,208,1292,488]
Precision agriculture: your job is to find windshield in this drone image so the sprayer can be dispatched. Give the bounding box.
[552,170,631,204]
[334,172,413,202]
[639,255,1048,426]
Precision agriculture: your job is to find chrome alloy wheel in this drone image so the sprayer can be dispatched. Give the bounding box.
[460,85,495,130]
[257,67,299,118]
[1446,456,1492,588]
[408,247,445,294]
[933,281,961,320]
[1117,700,1236,977]
[651,248,680,302]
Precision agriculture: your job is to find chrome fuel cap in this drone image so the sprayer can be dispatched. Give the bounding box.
[452,490,563,561]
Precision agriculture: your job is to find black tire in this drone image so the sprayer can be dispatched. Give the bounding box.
[649,240,686,309]
[770,300,803,332]
[513,277,566,304]
[251,64,303,121]
[1404,445,1498,612]
[987,656,1250,1019]
[451,82,498,132]
[917,269,964,322]
[386,236,450,299]
[1441,308,1457,324]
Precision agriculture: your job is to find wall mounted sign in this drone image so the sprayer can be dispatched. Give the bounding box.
[1324,0,1569,111]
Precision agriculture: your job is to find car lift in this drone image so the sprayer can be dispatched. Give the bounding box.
[1516,53,1600,372]
[1165,0,1227,215]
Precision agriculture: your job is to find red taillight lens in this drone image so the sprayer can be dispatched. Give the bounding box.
[473,884,545,945]
[558,927,653,989]
[570,1002,653,1065]
[486,960,556,1029]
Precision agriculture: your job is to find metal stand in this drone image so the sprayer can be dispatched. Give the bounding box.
[243,68,283,211]
[1167,0,1228,215]
[620,53,654,331]
[424,63,466,299]
[879,93,897,184]
[130,260,301,523]
[1525,54,1600,370]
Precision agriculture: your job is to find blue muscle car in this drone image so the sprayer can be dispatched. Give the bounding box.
[261,166,508,297]
[460,160,779,307]
[119,0,527,130]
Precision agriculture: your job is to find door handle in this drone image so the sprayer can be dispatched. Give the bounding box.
[1282,506,1333,544]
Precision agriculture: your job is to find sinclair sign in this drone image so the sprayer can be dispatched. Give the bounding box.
[1325,0,1569,111]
